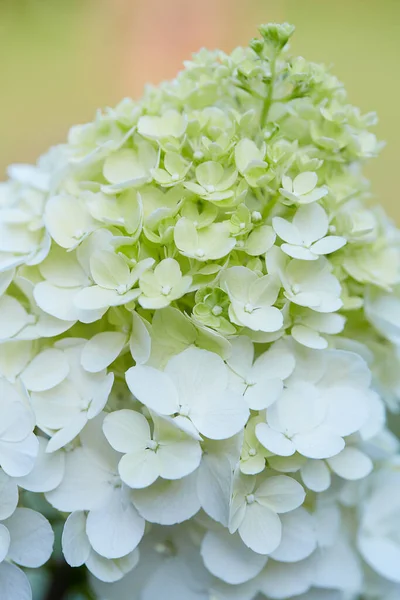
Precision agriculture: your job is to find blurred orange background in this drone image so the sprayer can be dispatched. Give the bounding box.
[1,0,399,218]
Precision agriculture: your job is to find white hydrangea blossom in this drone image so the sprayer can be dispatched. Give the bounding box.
[0,20,399,600]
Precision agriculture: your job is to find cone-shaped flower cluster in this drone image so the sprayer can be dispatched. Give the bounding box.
[0,22,400,600]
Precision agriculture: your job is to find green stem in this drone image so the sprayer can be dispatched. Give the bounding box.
[260,57,277,129]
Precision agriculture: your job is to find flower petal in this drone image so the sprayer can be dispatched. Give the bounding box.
[201,529,267,584]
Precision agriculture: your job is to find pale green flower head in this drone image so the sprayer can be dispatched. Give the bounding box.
[2,22,400,600]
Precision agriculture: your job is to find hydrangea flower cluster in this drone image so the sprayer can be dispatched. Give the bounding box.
[0,22,399,600]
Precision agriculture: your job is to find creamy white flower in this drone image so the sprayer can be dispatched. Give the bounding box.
[273,203,346,261]
[62,511,139,583]
[46,416,145,560]
[220,266,283,332]
[226,336,295,410]
[291,310,346,350]
[229,473,305,555]
[27,340,114,452]
[138,258,192,309]
[126,346,249,440]
[279,172,328,205]
[267,247,342,313]
[74,251,154,312]
[103,410,202,488]
[256,348,372,460]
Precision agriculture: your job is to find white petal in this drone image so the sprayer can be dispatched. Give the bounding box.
[293,203,328,244]
[293,172,318,195]
[44,194,95,248]
[130,311,151,364]
[4,508,54,567]
[267,383,326,436]
[300,459,331,492]
[0,562,32,600]
[15,436,65,492]
[281,244,318,261]
[256,423,296,456]
[239,502,282,555]
[118,450,160,489]
[74,285,139,311]
[0,524,10,562]
[132,472,200,525]
[270,507,316,562]
[293,428,345,459]
[103,409,150,454]
[46,447,113,512]
[46,412,88,453]
[292,324,328,349]
[311,539,362,591]
[358,534,400,583]
[126,365,179,414]
[165,346,227,399]
[34,282,79,321]
[157,437,202,480]
[196,453,234,527]
[256,475,305,514]
[245,377,283,410]
[21,348,69,391]
[81,331,126,373]
[62,511,91,567]
[190,388,249,440]
[0,470,18,519]
[201,529,267,584]
[86,548,139,583]
[0,296,29,340]
[0,433,39,477]
[272,217,302,245]
[0,391,34,441]
[86,490,145,559]
[324,387,369,437]
[259,559,313,599]
[327,447,372,480]
[310,236,346,255]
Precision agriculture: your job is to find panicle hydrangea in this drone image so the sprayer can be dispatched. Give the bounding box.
[0,21,399,600]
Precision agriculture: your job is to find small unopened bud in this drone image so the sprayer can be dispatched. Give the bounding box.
[259,23,295,51]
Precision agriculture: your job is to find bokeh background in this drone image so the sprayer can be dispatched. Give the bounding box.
[1,0,399,219]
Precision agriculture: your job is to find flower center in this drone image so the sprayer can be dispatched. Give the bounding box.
[116,284,128,295]
[248,448,257,457]
[147,440,159,451]
[251,211,262,223]
[246,493,255,504]
[171,173,180,181]
[292,284,301,294]
[196,248,205,258]
[212,305,223,316]
[205,184,216,193]
[73,229,85,240]
[161,285,172,296]
[239,222,246,230]
[244,303,254,314]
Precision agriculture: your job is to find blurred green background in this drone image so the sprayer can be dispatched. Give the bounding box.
[0,0,399,220]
